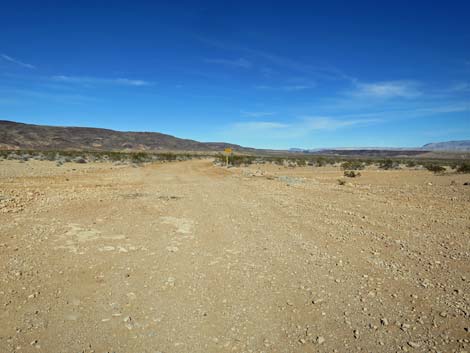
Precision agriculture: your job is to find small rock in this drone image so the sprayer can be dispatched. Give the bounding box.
[401,323,411,331]
[408,341,421,348]
[316,336,325,345]
[439,311,447,318]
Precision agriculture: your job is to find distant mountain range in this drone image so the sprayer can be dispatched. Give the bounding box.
[291,140,470,153]
[422,140,470,151]
[0,120,254,153]
[0,120,469,155]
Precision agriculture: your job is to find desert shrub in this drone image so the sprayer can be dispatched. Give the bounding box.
[130,152,150,163]
[337,179,346,185]
[344,170,361,178]
[106,152,127,161]
[378,159,398,170]
[43,151,58,161]
[405,160,417,168]
[457,162,470,173]
[315,157,327,167]
[74,157,87,164]
[425,164,446,174]
[232,155,256,166]
[341,161,364,170]
[212,154,255,166]
[158,153,177,161]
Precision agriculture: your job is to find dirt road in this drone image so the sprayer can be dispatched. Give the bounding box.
[1,159,469,352]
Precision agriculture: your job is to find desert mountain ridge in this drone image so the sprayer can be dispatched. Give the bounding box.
[290,140,470,152]
[1,120,469,153]
[0,120,255,153]
[421,140,470,151]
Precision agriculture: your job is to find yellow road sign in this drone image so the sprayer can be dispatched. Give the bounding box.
[224,148,232,154]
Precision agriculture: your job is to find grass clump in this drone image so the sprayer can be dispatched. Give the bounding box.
[344,170,361,178]
[425,164,446,174]
[457,162,470,173]
[337,179,346,185]
[341,161,364,170]
[378,159,399,170]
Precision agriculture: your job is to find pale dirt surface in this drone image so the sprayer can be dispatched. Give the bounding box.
[0,159,469,353]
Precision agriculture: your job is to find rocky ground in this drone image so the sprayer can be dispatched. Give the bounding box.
[0,158,469,353]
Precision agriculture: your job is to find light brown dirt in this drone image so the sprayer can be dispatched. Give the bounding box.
[0,159,469,353]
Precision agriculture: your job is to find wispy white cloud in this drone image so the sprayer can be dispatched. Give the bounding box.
[329,104,468,120]
[203,57,252,69]
[233,121,289,130]
[260,67,274,77]
[1,54,35,69]
[197,37,354,81]
[302,116,382,130]
[52,75,152,86]
[255,84,315,92]
[450,82,470,93]
[114,78,152,86]
[241,111,276,118]
[408,104,469,115]
[229,117,379,139]
[352,80,421,98]
[0,88,96,104]
[225,98,468,143]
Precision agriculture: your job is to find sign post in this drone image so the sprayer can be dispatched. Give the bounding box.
[224,148,232,166]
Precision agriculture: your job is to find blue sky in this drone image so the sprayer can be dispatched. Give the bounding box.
[1,0,469,149]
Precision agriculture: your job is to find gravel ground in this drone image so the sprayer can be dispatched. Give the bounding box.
[0,159,469,353]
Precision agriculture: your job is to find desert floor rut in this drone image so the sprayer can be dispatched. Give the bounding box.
[1,159,469,353]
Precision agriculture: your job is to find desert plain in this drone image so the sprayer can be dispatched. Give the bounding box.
[0,158,469,353]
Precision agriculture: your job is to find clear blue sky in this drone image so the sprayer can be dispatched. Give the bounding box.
[1,0,469,149]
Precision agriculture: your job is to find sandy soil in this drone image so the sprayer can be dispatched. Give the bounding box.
[0,159,469,353]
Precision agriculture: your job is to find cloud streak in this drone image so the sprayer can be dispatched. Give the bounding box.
[241,111,276,118]
[255,84,315,92]
[52,75,152,86]
[1,54,35,69]
[302,116,381,130]
[0,88,96,104]
[230,117,380,139]
[352,80,421,98]
[450,82,470,93]
[233,121,289,130]
[197,37,354,81]
[204,57,252,69]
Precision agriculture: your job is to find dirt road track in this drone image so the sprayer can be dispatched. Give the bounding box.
[1,159,469,352]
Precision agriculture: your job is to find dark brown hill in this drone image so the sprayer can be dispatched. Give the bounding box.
[0,120,252,152]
